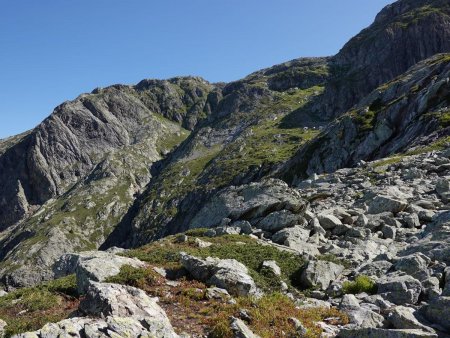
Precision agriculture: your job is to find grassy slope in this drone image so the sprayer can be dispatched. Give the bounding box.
[138,86,326,234]
[0,275,78,337]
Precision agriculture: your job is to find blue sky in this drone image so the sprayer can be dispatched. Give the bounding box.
[0,0,394,138]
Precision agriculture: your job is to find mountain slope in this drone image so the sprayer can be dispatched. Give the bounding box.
[319,0,450,118]
[103,58,330,248]
[279,53,450,184]
[0,77,215,286]
[104,0,450,249]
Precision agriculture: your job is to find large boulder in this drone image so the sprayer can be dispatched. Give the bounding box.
[301,260,345,290]
[261,260,281,276]
[356,260,393,279]
[377,274,422,305]
[271,226,310,244]
[271,226,320,257]
[423,296,450,331]
[12,316,179,338]
[368,195,408,215]
[80,282,173,326]
[398,216,450,265]
[54,251,146,294]
[394,254,430,281]
[339,295,385,329]
[256,210,305,233]
[387,306,435,333]
[0,319,6,338]
[435,177,450,201]
[180,253,259,297]
[317,213,342,230]
[188,179,308,229]
[230,317,261,338]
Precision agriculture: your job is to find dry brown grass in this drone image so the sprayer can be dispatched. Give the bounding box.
[110,265,348,337]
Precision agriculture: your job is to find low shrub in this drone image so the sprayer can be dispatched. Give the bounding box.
[342,275,377,294]
[105,265,159,290]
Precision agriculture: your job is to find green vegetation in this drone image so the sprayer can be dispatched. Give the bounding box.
[0,275,78,337]
[106,265,159,289]
[0,123,185,274]
[394,4,450,29]
[426,108,450,128]
[351,108,377,133]
[406,136,450,155]
[140,86,324,227]
[155,118,190,155]
[125,232,306,292]
[206,87,323,187]
[371,155,404,168]
[104,231,348,337]
[132,76,213,125]
[144,145,222,219]
[342,275,377,295]
[438,110,450,127]
[210,123,319,188]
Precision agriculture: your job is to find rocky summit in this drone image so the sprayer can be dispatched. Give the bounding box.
[0,0,450,337]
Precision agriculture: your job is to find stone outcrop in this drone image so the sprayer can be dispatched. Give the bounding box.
[180,253,260,297]
[53,251,147,294]
[301,260,345,290]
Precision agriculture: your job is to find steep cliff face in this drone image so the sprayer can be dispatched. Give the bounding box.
[320,0,450,118]
[107,0,450,248]
[279,53,450,184]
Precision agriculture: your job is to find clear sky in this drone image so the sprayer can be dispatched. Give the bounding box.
[0,0,394,139]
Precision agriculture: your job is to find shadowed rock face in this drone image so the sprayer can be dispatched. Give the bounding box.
[278,53,450,184]
[320,0,450,118]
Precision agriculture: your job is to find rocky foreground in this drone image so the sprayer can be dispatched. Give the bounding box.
[0,147,447,337]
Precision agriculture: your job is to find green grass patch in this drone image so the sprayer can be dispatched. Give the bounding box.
[342,275,377,295]
[351,109,377,133]
[406,136,450,155]
[436,109,450,128]
[0,275,79,337]
[132,86,326,238]
[371,155,404,168]
[40,274,78,297]
[106,265,160,289]
[125,233,306,292]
